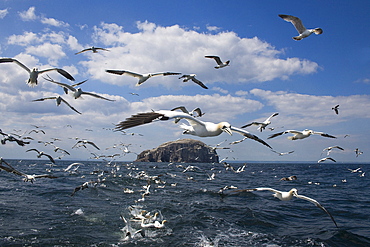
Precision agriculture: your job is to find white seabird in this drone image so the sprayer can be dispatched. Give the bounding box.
[318,157,336,163]
[322,146,344,156]
[268,129,336,140]
[0,157,57,183]
[205,55,230,69]
[234,187,338,227]
[32,95,81,114]
[278,14,323,41]
[75,46,109,55]
[26,149,55,163]
[241,112,279,132]
[115,110,272,148]
[72,140,100,150]
[140,219,167,228]
[178,74,208,89]
[0,58,74,87]
[105,70,181,86]
[44,77,115,101]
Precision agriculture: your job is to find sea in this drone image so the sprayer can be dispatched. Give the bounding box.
[0,159,369,247]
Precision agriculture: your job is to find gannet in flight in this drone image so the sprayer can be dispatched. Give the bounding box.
[32,95,81,114]
[115,110,272,148]
[72,140,100,150]
[332,105,339,115]
[0,158,57,183]
[278,14,323,41]
[268,129,336,140]
[322,146,344,156]
[178,74,208,89]
[318,157,336,163]
[0,58,75,87]
[233,187,338,227]
[205,55,230,69]
[241,112,279,132]
[44,77,115,101]
[26,149,55,163]
[105,70,181,86]
[75,46,109,55]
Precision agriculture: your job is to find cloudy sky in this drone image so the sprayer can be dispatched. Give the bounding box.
[0,0,369,162]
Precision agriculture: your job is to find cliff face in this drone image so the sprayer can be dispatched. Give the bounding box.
[135,139,219,163]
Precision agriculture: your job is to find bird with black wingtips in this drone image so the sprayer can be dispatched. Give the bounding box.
[32,95,82,114]
[242,112,279,132]
[268,129,336,140]
[26,149,55,164]
[106,69,181,86]
[0,58,75,87]
[205,55,230,69]
[75,46,109,55]
[278,14,323,41]
[115,109,272,149]
[178,74,208,89]
[233,187,338,227]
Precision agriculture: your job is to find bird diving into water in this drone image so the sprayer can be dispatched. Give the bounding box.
[115,109,272,148]
[0,58,75,87]
[278,14,323,41]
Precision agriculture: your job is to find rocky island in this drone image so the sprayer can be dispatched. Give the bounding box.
[135,138,219,163]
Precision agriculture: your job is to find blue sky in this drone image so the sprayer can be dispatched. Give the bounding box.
[0,0,369,162]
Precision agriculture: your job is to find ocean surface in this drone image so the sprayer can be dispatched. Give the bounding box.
[1,159,369,247]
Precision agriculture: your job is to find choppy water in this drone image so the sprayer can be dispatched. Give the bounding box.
[1,160,369,246]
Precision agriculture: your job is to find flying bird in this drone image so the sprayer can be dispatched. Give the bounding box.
[354,148,363,157]
[271,150,295,156]
[26,149,55,164]
[268,129,336,140]
[32,95,81,114]
[241,113,279,132]
[44,77,115,101]
[178,74,208,89]
[72,140,100,150]
[322,146,344,156]
[233,187,338,227]
[105,70,181,86]
[115,109,272,148]
[0,129,30,146]
[205,55,230,69]
[318,157,336,163]
[332,105,340,115]
[0,158,57,183]
[75,46,109,55]
[0,58,74,87]
[278,14,323,41]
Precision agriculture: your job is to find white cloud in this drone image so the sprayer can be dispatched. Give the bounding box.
[18,6,69,28]
[25,43,66,65]
[0,8,9,19]
[212,87,228,94]
[84,21,319,88]
[250,88,370,128]
[206,25,221,32]
[41,17,69,27]
[19,6,37,21]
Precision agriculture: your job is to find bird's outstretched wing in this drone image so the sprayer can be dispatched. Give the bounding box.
[205,55,222,64]
[115,112,166,131]
[278,14,306,34]
[191,77,208,89]
[293,193,338,227]
[230,126,272,149]
[0,58,31,72]
[81,91,115,101]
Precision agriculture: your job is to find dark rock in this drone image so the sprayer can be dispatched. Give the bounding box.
[135,139,219,163]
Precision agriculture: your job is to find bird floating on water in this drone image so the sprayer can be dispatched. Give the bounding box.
[0,58,75,87]
[205,55,230,69]
[32,95,81,114]
[268,129,336,140]
[278,14,323,41]
[106,70,181,86]
[280,175,297,181]
[178,74,208,89]
[75,46,109,55]
[241,112,279,132]
[233,187,338,227]
[115,109,272,148]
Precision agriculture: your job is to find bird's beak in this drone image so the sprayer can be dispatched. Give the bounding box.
[223,127,233,136]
